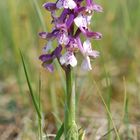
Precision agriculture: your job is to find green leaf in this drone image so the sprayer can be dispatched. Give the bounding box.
[55,123,64,140]
[20,50,41,119]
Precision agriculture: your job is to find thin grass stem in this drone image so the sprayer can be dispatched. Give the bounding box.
[122,77,130,138]
[32,0,46,31]
[93,80,121,140]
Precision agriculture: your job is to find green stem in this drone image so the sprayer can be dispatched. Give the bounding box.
[64,66,78,140]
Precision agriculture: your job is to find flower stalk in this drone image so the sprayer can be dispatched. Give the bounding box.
[64,66,78,140]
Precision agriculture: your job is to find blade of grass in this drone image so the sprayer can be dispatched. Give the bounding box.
[122,77,130,138]
[119,0,131,33]
[93,80,121,140]
[38,73,42,115]
[37,73,49,140]
[98,45,112,140]
[0,1,30,103]
[20,50,41,119]
[31,0,46,31]
[38,73,43,140]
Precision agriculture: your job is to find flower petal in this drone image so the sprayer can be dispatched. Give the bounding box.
[83,39,100,58]
[38,32,48,39]
[39,30,59,40]
[43,41,52,53]
[58,32,69,45]
[88,50,100,58]
[39,54,53,62]
[66,14,75,29]
[81,56,92,71]
[58,9,69,23]
[53,45,62,58]
[74,14,88,28]
[42,63,54,72]
[56,0,64,9]
[60,51,77,67]
[63,0,77,9]
[76,37,85,54]
[80,27,102,39]
[93,3,103,12]
[43,3,57,11]
[83,39,92,53]
[86,0,103,13]
[69,55,77,67]
[74,6,86,13]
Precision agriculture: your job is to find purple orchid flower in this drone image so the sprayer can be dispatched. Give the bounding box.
[39,0,103,72]
[39,45,62,72]
[76,37,99,70]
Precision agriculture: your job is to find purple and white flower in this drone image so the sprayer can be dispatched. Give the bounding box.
[39,45,62,72]
[77,37,99,70]
[81,39,99,70]
[60,51,77,67]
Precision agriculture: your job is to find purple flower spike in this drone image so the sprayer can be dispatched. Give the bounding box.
[39,0,102,71]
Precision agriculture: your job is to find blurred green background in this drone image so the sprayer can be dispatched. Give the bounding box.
[0,0,140,139]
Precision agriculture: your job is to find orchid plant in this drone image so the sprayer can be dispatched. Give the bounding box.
[39,0,102,139]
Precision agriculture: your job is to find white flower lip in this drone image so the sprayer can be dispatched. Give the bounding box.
[81,56,92,71]
[56,0,63,9]
[60,51,77,67]
[74,14,92,29]
[83,39,99,58]
[63,0,77,9]
[56,0,76,9]
[58,32,69,45]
